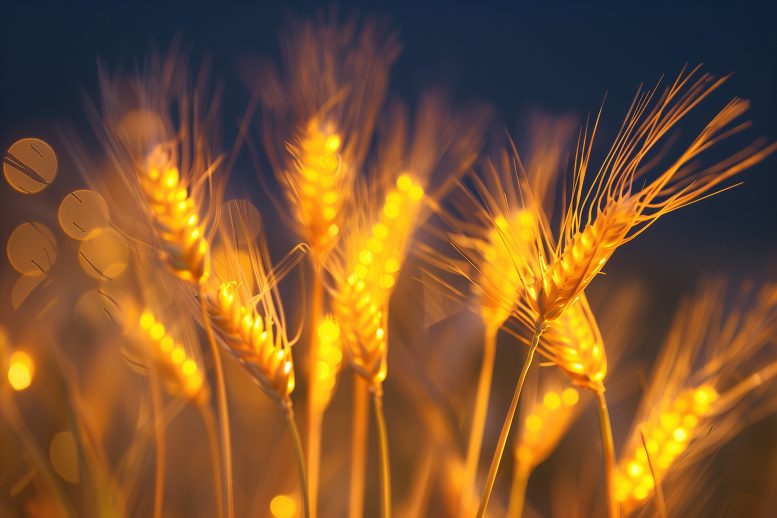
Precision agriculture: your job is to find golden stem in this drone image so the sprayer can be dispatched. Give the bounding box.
[477,323,544,518]
[200,405,225,518]
[149,370,165,518]
[285,403,311,518]
[199,283,234,518]
[505,462,531,518]
[307,274,324,518]
[460,326,499,517]
[349,375,369,518]
[595,389,619,518]
[373,387,392,518]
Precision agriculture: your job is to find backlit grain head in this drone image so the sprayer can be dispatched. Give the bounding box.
[616,280,777,513]
[256,16,400,260]
[325,95,489,385]
[206,200,297,404]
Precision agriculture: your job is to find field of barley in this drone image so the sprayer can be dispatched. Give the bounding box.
[1,4,776,518]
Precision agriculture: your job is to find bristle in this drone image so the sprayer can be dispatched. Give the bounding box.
[140,145,210,284]
[207,282,294,402]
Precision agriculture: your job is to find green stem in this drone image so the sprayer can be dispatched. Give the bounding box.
[595,389,619,518]
[476,323,544,518]
[373,388,392,518]
[460,326,499,517]
[285,403,310,518]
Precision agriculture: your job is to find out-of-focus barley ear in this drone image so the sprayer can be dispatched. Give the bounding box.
[507,375,585,518]
[254,16,401,261]
[139,145,210,284]
[615,280,777,515]
[134,310,208,404]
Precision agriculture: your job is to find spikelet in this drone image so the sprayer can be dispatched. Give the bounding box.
[615,280,777,513]
[532,68,776,322]
[205,200,297,404]
[256,16,400,259]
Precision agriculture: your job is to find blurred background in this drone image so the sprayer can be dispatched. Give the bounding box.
[2,2,776,517]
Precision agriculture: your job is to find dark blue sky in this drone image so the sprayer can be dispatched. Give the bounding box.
[2,2,776,281]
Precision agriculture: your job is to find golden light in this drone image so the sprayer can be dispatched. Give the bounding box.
[270,494,297,518]
[7,350,34,391]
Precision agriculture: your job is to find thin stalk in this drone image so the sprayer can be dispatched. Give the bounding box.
[149,371,165,518]
[477,323,544,518]
[373,388,392,518]
[285,403,311,518]
[199,283,234,518]
[505,462,531,518]
[200,405,225,518]
[460,326,499,517]
[595,389,619,518]
[307,274,324,518]
[349,375,369,518]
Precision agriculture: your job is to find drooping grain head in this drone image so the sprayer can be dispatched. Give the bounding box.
[331,174,425,385]
[207,282,295,402]
[514,384,582,472]
[136,310,208,403]
[538,296,608,391]
[139,144,210,284]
